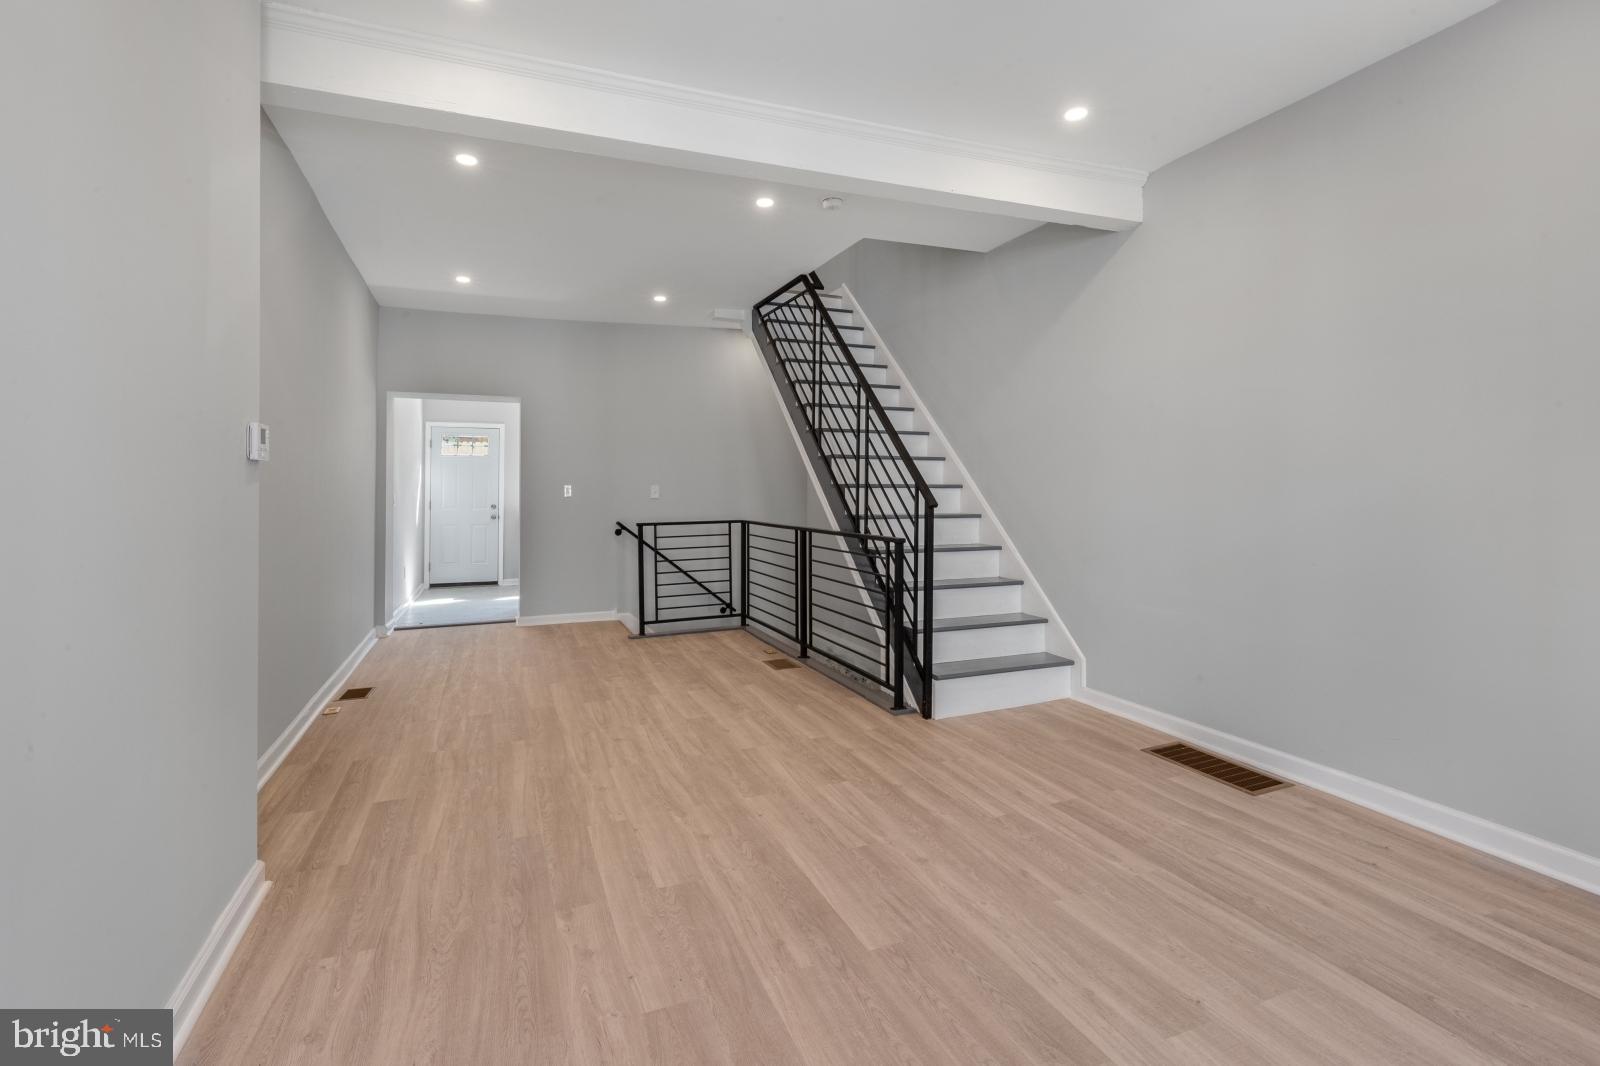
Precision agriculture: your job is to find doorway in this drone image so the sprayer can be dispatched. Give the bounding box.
[385,394,522,630]
[426,422,503,586]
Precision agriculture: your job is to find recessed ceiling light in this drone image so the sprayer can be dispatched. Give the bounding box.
[454,153,479,167]
[1063,106,1090,123]
[652,293,668,303]
[454,275,472,284]
[755,196,775,209]
[820,196,844,211]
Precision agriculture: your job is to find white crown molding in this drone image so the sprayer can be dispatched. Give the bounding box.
[262,3,1146,189]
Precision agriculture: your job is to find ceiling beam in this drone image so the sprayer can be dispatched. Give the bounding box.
[261,4,1145,231]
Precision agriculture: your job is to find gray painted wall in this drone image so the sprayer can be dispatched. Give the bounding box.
[422,398,522,582]
[259,114,379,756]
[0,1,262,1003]
[378,311,809,618]
[820,0,1600,857]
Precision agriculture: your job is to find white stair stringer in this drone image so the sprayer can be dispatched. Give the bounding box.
[829,284,1084,719]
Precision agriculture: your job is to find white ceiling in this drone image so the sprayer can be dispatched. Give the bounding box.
[286,0,1497,173]
[268,107,1039,326]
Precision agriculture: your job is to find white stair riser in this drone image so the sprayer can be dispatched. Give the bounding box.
[855,518,925,546]
[770,315,857,335]
[818,432,928,457]
[931,665,1071,718]
[934,623,1047,662]
[934,516,980,544]
[861,516,978,544]
[793,378,897,401]
[837,484,957,511]
[788,363,886,385]
[933,548,1000,580]
[912,458,944,481]
[818,409,913,431]
[933,582,1020,618]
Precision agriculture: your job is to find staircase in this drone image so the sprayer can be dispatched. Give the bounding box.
[753,274,1077,718]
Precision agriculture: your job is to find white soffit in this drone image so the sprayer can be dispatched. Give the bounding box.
[265,106,1041,326]
[261,3,1147,231]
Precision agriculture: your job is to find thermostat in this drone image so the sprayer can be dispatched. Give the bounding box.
[246,422,270,462]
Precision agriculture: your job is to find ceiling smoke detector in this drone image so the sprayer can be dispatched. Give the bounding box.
[820,196,845,211]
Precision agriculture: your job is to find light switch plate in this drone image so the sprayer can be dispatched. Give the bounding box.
[649,484,660,499]
[563,484,573,498]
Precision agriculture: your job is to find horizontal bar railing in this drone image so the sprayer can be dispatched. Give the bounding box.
[615,521,738,623]
[753,272,935,716]
[617,518,907,711]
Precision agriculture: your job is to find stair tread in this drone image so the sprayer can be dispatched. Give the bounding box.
[772,337,876,349]
[857,512,980,519]
[820,428,928,436]
[933,576,1023,589]
[843,482,961,489]
[817,403,913,411]
[933,543,1000,552]
[933,612,1048,632]
[833,453,945,461]
[793,378,898,388]
[933,651,1074,681]
[780,357,883,368]
[766,317,864,330]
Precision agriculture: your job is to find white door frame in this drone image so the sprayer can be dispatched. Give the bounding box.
[423,420,506,588]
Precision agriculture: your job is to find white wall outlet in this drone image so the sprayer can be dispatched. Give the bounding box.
[563,484,573,498]
[649,484,660,499]
[246,421,270,462]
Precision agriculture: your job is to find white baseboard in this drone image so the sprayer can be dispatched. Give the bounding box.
[1078,687,1600,897]
[618,612,639,634]
[168,859,270,1057]
[257,626,381,791]
[384,581,429,634]
[499,578,520,587]
[516,610,618,627]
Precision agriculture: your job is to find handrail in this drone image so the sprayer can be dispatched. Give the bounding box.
[752,273,937,714]
[614,521,735,615]
[756,275,937,508]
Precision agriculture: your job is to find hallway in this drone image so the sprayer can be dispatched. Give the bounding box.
[390,583,518,629]
[181,621,1600,1065]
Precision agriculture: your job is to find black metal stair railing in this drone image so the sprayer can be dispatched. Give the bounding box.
[751,273,937,716]
[616,519,909,711]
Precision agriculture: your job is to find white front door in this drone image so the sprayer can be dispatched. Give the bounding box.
[428,425,502,585]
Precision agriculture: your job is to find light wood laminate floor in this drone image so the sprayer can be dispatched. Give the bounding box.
[183,622,1600,1065]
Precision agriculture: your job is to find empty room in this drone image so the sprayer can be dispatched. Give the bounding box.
[3,1,1598,1063]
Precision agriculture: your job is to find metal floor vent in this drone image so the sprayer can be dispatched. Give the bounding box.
[763,659,801,671]
[1145,742,1291,795]
[338,686,373,701]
